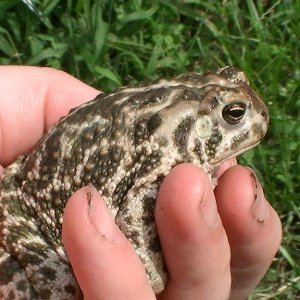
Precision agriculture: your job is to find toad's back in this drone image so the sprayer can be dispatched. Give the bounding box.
[0,67,268,299]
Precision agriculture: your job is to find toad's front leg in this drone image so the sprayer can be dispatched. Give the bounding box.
[115,184,167,294]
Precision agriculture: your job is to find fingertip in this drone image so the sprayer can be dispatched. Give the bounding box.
[215,165,272,237]
[156,163,208,238]
[157,163,208,207]
[216,163,282,240]
[62,186,113,298]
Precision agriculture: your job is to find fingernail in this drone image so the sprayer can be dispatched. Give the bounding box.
[247,168,269,224]
[199,184,220,228]
[0,165,4,178]
[86,184,122,243]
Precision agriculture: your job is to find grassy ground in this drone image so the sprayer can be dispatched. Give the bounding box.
[0,0,299,298]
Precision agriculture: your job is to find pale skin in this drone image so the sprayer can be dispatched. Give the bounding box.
[0,66,282,300]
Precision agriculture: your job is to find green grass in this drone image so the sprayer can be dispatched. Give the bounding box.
[0,0,299,298]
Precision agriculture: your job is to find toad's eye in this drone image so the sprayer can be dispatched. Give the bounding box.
[222,102,246,124]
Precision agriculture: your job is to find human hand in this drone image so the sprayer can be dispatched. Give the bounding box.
[0,66,282,300]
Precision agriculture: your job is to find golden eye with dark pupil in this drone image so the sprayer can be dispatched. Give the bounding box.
[222,102,246,124]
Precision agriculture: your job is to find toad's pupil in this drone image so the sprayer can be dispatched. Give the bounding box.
[222,102,246,124]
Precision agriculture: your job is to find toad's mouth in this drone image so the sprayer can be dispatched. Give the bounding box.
[214,140,261,165]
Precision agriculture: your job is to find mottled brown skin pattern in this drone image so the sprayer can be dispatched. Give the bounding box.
[0,67,269,299]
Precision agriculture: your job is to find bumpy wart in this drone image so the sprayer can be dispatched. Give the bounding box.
[0,67,269,299]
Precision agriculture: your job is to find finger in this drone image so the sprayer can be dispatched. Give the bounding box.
[0,66,99,166]
[217,158,237,178]
[62,185,155,300]
[156,163,231,300]
[215,165,282,300]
